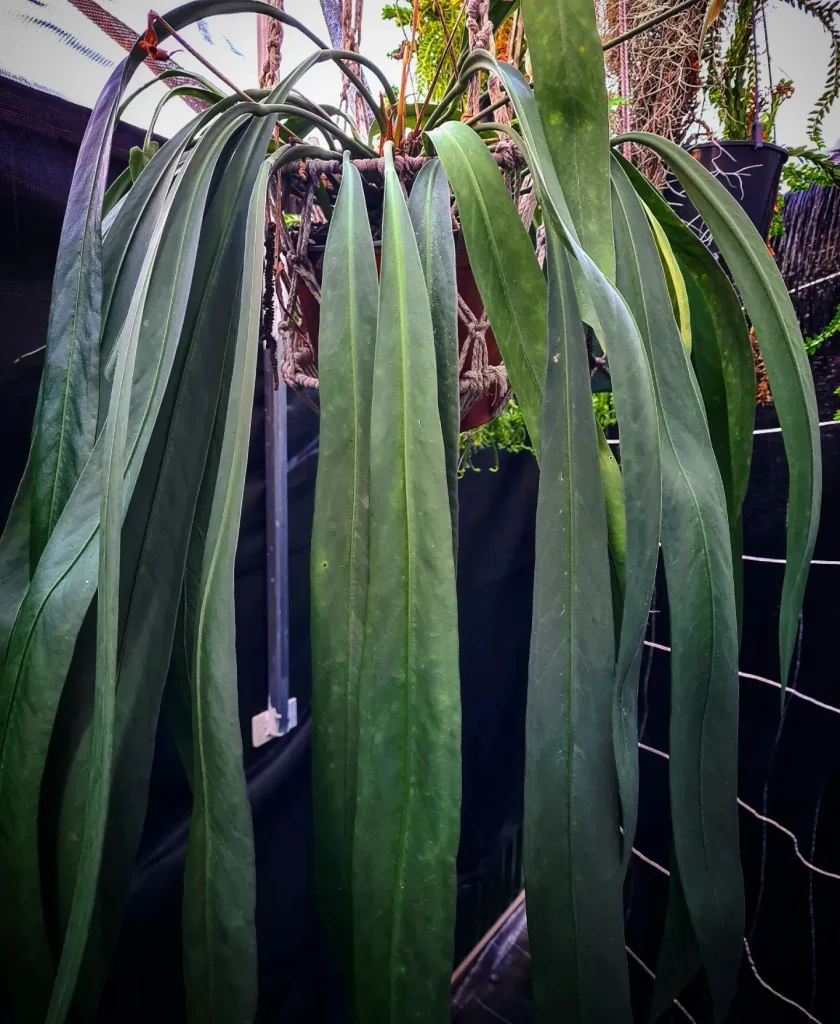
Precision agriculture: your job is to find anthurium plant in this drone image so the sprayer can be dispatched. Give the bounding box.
[0,1,820,1023]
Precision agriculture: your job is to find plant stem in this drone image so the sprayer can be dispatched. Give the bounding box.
[601,0,704,51]
[151,12,253,102]
[465,91,511,126]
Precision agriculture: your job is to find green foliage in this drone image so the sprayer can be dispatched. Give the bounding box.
[383,0,462,101]
[459,393,615,474]
[0,3,821,1023]
[705,0,840,145]
[805,301,840,354]
[458,400,534,472]
[593,390,618,428]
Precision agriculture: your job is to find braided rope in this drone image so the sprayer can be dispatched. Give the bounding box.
[272,159,515,420]
[465,0,494,120]
[259,0,284,90]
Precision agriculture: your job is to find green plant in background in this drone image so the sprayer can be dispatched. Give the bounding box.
[383,0,463,99]
[0,3,821,1024]
[460,393,616,472]
[705,0,840,145]
[769,147,840,238]
[804,301,840,354]
[459,400,535,473]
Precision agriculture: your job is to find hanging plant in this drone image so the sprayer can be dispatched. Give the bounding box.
[0,3,821,1024]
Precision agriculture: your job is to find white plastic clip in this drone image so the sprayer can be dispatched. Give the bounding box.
[251,698,298,748]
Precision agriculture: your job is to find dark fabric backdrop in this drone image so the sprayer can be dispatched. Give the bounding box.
[3,75,840,1023]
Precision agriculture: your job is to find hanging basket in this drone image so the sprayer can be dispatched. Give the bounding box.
[272,150,526,432]
[664,139,788,245]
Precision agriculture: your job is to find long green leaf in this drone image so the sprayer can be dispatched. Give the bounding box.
[449,66,661,870]
[651,851,702,1021]
[407,158,460,557]
[525,230,630,1022]
[521,0,615,280]
[426,122,546,453]
[54,111,286,1020]
[45,197,162,1024]
[181,148,280,1024]
[618,155,754,636]
[611,159,743,1022]
[352,143,460,1024]
[25,0,386,562]
[617,154,755,524]
[616,131,820,690]
[0,109,252,1022]
[311,151,378,992]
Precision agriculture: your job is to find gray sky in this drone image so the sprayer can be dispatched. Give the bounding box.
[1,0,837,148]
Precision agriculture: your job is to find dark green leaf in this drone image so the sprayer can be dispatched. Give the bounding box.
[470,66,661,871]
[426,121,547,453]
[311,152,378,992]
[102,168,133,220]
[521,0,615,280]
[612,159,743,1022]
[180,148,276,1024]
[616,131,820,690]
[616,154,754,524]
[0,465,31,672]
[46,193,161,1024]
[407,158,460,558]
[0,108,251,1022]
[525,233,630,1022]
[651,850,701,1021]
[352,143,460,1024]
[58,116,281,1024]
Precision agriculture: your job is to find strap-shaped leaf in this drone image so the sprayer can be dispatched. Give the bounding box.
[180,147,280,1024]
[617,154,755,524]
[425,122,547,453]
[311,152,378,991]
[0,109,250,1021]
[616,131,821,689]
[55,113,288,1021]
[27,62,124,563]
[526,231,630,1022]
[611,159,743,1022]
[651,850,702,1021]
[457,65,662,869]
[46,197,165,1024]
[408,158,460,558]
[352,143,460,1024]
[521,0,615,281]
[25,0,384,562]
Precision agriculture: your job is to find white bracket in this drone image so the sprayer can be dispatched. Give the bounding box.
[251,698,298,748]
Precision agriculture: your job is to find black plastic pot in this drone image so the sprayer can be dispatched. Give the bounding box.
[663,139,788,246]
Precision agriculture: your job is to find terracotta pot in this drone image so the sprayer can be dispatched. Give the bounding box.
[296,242,505,431]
